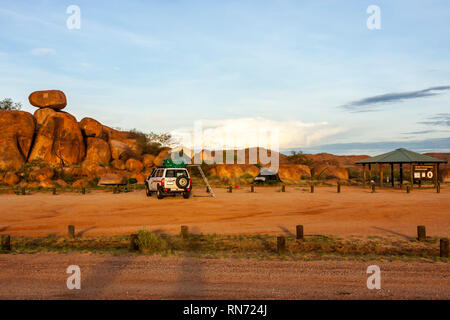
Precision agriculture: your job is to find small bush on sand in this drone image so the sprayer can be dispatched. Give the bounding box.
[136,228,167,253]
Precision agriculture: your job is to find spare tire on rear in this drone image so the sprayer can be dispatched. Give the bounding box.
[176,175,189,189]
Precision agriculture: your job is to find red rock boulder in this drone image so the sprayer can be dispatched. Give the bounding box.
[29,167,54,182]
[126,158,144,172]
[28,90,67,110]
[142,154,156,168]
[0,110,36,171]
[79,118,108,140]
[83,137,111,165]
[277,164,311,181]
[34,108,56,126]
[3,172,20,185]
[29,111,85,166]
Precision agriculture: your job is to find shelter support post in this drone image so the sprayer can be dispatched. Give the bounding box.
[410,164,414,190]
[435,164,439,188]
[390,163,394,187]
[400,164,403,188]
[379,164,383,189]
[368,164,372,183]
[363,164,366,186]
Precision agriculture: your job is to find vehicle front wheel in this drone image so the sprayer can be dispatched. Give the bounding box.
[156,187,164,200]
[182,191,191,199]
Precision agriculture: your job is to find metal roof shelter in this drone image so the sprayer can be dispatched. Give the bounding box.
[355,148,447,189]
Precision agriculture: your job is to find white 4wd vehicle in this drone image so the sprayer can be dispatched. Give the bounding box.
[145,168,192,199]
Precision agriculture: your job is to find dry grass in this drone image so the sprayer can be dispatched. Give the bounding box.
[2,232,446,262]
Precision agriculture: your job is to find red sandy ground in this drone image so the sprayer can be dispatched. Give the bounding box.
[0,254,448,299]
[0,186,448,238]
[0,186,449,300]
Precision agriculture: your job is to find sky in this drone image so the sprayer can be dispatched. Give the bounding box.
[0,0,449,154]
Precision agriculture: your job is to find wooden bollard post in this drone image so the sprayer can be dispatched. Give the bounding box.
[52,188,56,195]
[437,182,440,194]
[417,225,426,241]
[406,186,410,193]
[281,185,286,192]
[228,186,232,193]
[371,183,376,193]
[130,234,139,251]
[251,185,254,193]
[277,236,286,254]
[440,238,449,258]
[310,185,314,193]
[68,225,75,239]
[113,186,117,194]
[206,186,210,193]
[181,226,189,239]
[296,225,304,240]
[1,235,11,251]
[21,187,26,195]
[82,187,86,195]
[337,181,341,193]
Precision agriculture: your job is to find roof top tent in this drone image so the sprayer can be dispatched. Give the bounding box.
[355,148,447,189]
[253,168,282,184]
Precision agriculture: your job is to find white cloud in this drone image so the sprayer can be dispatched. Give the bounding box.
[30,48,56,55]
[171,117,344,151]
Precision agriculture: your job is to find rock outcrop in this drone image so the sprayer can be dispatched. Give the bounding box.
[209,164,260,179]
[98,173,126,185]
[29,90,67,110]
[111,159,126,170]
[83,137,111,166]
[312,164,349,180]
[29,167,54,182]
[125,158,144,172]
[109,140,133,160]
[142,154,155,168]
[34,108,57,126]
[0,110,36,171]
[277,164,311,181]
[3,172,20,186]
[28,111,85,166]
[153,148,171,166]
[440,168,450,183]
[79,117,108,140]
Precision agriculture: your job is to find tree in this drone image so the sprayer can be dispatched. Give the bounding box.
[127,129,176,155]
[286,150,314,166]
[0,98,22,111]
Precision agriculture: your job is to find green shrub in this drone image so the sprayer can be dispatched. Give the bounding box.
[240,172,254,179]
[286,151,314,166]
[136,228,167,253]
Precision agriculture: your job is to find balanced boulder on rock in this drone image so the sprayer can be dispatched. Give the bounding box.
[29,90,67,110]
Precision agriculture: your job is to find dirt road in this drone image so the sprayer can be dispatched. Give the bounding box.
[0,186,448,238]
[0,253,448,299]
